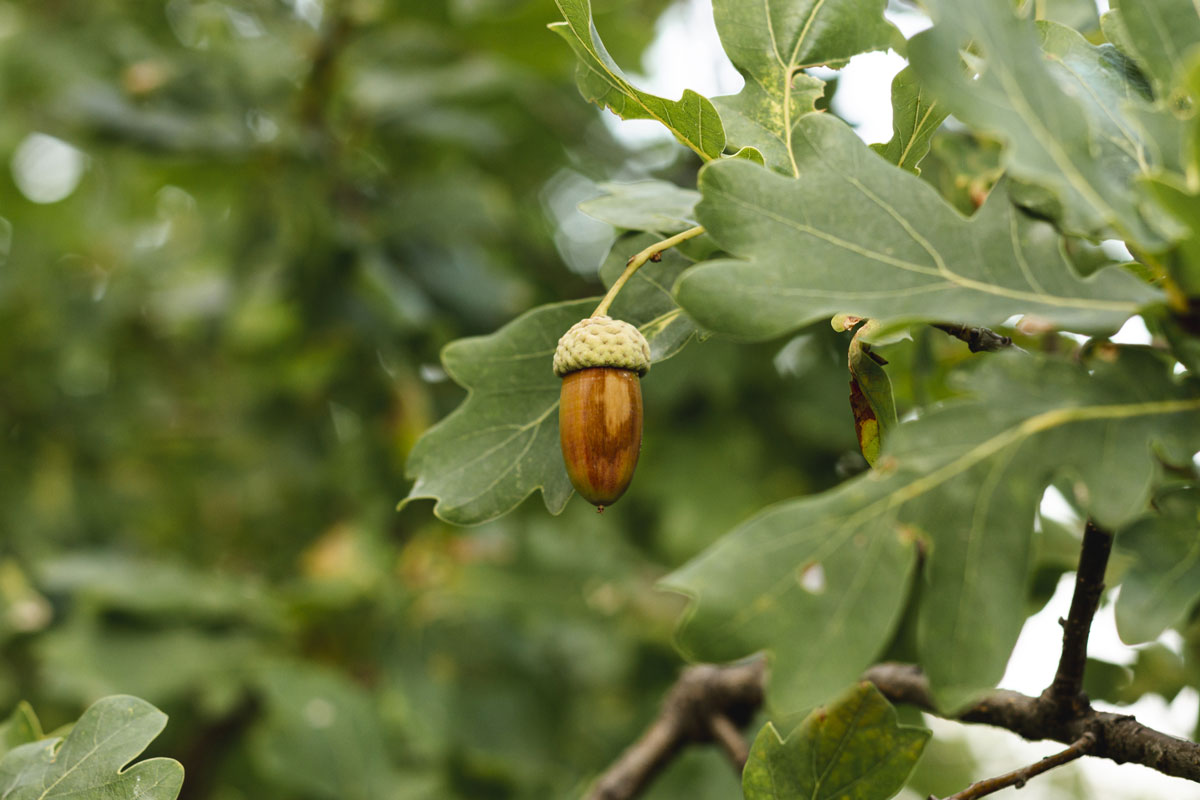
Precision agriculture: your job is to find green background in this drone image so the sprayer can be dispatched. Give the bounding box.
[2,1,1193,798]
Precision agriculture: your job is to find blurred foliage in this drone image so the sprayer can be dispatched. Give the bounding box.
[2,0,1197,798]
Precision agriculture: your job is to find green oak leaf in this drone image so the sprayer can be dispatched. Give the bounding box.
[664,350,1200,713]
[401,298,589,525]
[1082,658,1135,705]
[1100,9,1139,68]
[1044,0,1101,35]
[730,145,767,165]
[578,181,700,235]
[871,67,949,175]
[743,682,929,800]
[1085,646,1192,706]
[402,236,699,525]
[0,695,183,800]
[1143,174,1200,295]
[1130,99,1192,177]
[0,702,40,761]
[712,0,897,175]
[1138,53,1200,295]
[550,0,724,161]
[1112,0,1200,98]
[675,114,1158,342]
[1116,489,1200,644]
[909,5,1160,243]
[917,129,1005,216]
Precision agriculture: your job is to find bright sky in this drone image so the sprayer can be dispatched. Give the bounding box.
[623,2,1199,797]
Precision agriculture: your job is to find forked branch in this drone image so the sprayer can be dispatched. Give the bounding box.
[584,659,764,800]
[593,521,1195,799]
[865,662,1200,782]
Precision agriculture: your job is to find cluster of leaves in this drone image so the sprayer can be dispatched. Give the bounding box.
[405,0,1200,794]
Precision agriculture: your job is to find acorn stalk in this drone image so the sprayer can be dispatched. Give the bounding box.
[553,316,650,509]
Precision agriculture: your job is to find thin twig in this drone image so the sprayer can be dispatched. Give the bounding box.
[932,732,1095,800]
[931,323,1017,353]
[708,713,750,769]
[593,226,705,317]
[585,659,764,800]
[1047,519,1113,713]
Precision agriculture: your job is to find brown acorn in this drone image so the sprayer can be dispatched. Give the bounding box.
[553,315,651,509]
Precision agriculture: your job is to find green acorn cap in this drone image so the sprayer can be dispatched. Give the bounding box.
[553,315,651,378]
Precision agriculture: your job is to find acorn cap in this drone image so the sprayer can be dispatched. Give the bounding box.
[553,315,651,378]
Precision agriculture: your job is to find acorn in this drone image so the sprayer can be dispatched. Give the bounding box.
[553,315,651,510]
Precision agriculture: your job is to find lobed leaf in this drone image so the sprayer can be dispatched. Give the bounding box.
[909,5,1160,243]
[0,703,40,761]
[550,0,725,160]
[0,695,182,800]
[743,682,929,800]
[1136,53,1200,296]
[401,236,700,525]
[1043,0,1102,35]
[712,0,897,175]
[1115,489,1200,645]
[400,299,591,525]
[675,114,1159,342]
[870,67,949,175]
[1143,174,1200,295]
[664,350,1200,713]
[1111,0,1200,97]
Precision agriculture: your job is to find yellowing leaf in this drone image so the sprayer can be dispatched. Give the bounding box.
[743,682,929,800]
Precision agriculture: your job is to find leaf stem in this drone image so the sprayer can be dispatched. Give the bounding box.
[932,733,1095,800]
[592,226,705,317]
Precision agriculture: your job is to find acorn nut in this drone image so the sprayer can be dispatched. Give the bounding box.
[554,315,651,510]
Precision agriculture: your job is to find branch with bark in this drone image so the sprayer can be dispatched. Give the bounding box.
[934,733,1095,800]
[865,661,1200,782]
[585,659,765,800]
[589,518,1200,798]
